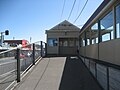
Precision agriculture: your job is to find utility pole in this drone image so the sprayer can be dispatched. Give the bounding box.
[0,32,4,47]
[30,37,32,43]
[13,37,15,40]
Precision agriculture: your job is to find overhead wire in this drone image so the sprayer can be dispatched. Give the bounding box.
[60,0,66,21]
[67,0,77,20]
[74,0,88,23]
[75,0,81,17]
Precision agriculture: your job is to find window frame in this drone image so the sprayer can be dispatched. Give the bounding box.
[47,38,58,46]
[99,9,114,42]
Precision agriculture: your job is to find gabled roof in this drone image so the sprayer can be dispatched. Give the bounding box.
[49,20,80,31]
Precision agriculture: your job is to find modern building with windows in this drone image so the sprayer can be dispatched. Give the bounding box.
[46,20,80,56]
[79,0,120,65]
[79,0,120,90]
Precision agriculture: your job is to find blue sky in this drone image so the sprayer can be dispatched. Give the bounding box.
[0,0,103,43]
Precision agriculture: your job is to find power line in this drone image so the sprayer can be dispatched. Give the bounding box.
[60,0,66,21]
[75,0,81,17]
[67,0,77,20]
[74,0,88,23]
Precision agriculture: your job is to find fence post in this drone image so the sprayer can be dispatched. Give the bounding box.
[45,43,47,57]
[107,67,109,90]
[95,63,97,78]
[89,59,90,70]
[41,41,43,57]
[32,43,35,65]
[17,48,20,82]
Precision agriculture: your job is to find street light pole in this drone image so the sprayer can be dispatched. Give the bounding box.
[1,32,4,47]
[0,30,9,47]
[30,37,32,43]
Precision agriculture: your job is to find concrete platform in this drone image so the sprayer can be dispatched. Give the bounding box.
[13,57,102,90]
[14,57,66,90]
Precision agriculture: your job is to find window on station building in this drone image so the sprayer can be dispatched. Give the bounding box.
[86,29,91,45]
[63,40,68,46]
[59,38,77,47]
[69,39,75,46]
[100,10,114,42]
[47,38,57,46]
[91,23,99,44]
[59,39,68,46]
[80,33,85,47]
[59,41,63,46]
[116,4,120,38]
[76,39,79,47]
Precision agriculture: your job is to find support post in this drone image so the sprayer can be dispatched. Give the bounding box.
[41,41,43,57]
[107,67,109,90]
[17,48,20,82]
[32,43,35,65]
[45,43,47,57]
[0,32,4,47]
[95,62,97,78]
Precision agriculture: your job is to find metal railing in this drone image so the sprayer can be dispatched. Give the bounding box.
[0,49,17,90]
[80,55,120,90]
[0,41,46,90]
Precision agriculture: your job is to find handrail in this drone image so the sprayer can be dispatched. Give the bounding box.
[0,48,17,55]
[0,40,46,90]
[80,55,120,70]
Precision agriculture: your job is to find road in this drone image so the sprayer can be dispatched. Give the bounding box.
[0,56,33,90]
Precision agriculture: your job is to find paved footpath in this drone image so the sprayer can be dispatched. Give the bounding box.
[14,57,66,90]
[13,57,102,90]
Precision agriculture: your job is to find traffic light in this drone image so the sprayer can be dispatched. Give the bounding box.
[5,30,9,35]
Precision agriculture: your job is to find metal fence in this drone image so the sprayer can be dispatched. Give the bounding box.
[0,41,46,90]
[0,49,17,90]
[80,56,120,90]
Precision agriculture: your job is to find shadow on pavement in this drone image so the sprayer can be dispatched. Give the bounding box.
[59,56,102,90]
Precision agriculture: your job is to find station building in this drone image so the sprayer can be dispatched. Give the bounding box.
[46,20,80,56]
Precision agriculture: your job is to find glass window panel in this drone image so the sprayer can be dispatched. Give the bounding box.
[86,30,91,45]
[116,4,120,38]
[59,41,62,46]
[69,40,74,46]
[63,40,68,46]
[80,33,85,47]
[100,10,114,42]
[48,38,57,46]
[83,40,85,46]
[91,23,99,44]
[91,23,98,30]
[87,39,90,45]
[76,39,79,46]
[96,37,98,43]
